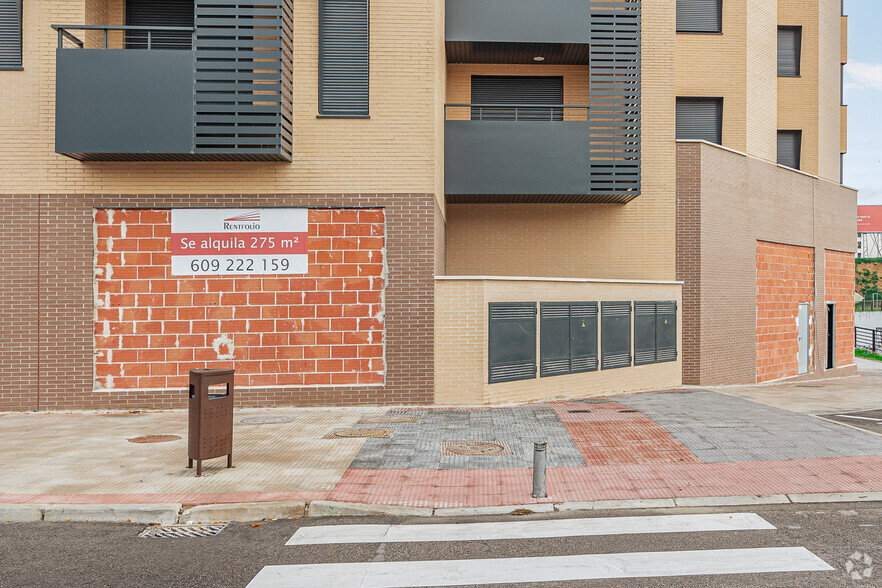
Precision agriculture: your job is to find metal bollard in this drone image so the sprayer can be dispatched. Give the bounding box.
[532,441,547,498]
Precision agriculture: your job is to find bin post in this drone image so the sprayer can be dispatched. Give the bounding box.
[188,368,235,477]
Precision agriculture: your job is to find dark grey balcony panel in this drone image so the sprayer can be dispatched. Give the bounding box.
[445,120,592,196]
[55,49,195,155]
[446,0,590,44]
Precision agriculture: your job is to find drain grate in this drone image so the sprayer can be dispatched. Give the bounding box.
[617,410,639,414]
[568,410,592,413]
[128,435,181,444]
[441,440,513,456]
[357,415,420,424]
[139,523,228,538]
[323,427,393,439]
[239,415,296,425]
[573,399,614,405]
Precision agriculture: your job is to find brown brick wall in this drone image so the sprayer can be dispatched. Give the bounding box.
[676,141,857,385]
[825,249,855,368]
[756,241,815,383]
[0,193,437,411]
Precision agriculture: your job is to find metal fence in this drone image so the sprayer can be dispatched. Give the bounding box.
[855,326,882,352]
[857,299,882,312]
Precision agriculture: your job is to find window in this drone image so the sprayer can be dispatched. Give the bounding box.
[125,0,194,50]
[778,27,802,77]
[319,0,369,117]
[676,97,723,145]
[0,0,22,70]
[601,301,632,370]
[540,303,598,377]
[470,76,564,121]
[488,303,536,384]
[777,130,802,170]
[676,0,722,34]
[634,302,678,366]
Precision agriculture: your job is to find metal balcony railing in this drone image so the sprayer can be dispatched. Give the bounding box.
[444,103,590,122]
[52,25,195,51]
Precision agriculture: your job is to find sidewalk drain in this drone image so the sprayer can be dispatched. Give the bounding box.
[618,410,639,413]
[139,523,228,538]
[324,428,393,439]
[441,441,513,456]
[574,399,614,405]
[239,415,296,425]
[128,435,181,444]
[568,410,592,413]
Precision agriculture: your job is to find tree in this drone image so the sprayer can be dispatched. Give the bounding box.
[857,267,880,301]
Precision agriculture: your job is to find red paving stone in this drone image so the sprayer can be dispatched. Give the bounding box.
[0,491,331,505]
[326,455,882,508]
[551,402,702,466]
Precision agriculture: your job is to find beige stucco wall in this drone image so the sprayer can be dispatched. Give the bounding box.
[445,0,676,282]
[0,0,444,204]
[434,278,683,405]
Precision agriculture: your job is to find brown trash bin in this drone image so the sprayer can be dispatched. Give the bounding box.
[187,368,234,477]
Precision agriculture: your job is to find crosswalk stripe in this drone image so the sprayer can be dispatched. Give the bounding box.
[246,547,834,587]
[286,512,775,545]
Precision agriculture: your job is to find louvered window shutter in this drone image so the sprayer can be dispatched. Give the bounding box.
[488,303,537,384]
[0,0,22,70]
[471,76,564,121]
[778,27,801,77]
[777,130,802,170]
[125,0,194,49]
[676,98,723,145]
[676,0,722,34]
[319,0,369,117]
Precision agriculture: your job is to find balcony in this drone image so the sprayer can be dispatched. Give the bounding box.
[53,2,293,162]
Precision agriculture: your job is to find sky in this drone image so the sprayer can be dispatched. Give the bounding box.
[844,0,882,203]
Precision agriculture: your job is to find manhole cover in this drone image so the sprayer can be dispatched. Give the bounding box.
[441,441,513,456]
[568,410,592,413]
[139,523,227,538]
[239,415,296,425]
[357,415,420,424]
[323,428,393,439]
[128,435,181,444]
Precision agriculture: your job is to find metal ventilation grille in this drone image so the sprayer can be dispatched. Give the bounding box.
[588,0,641,196]
[634,301,678,365]
[0,0,22,70]
[193,0,293,160]
[540,302,598,378]
[601,301,631,370]
[489,303,537,384]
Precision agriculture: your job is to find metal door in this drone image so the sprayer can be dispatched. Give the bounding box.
[798,303,810,374]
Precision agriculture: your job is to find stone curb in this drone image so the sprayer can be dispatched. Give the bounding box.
[5,492,882,524]
[42,504,181,524]
[178,501,307,524]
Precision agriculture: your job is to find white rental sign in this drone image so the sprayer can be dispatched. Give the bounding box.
[170,208,308,276]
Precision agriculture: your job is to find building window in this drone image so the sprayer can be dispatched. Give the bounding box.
[676,0,722,34]
[676,97,723,145]
[125,0,194,50]
[778,27,802,77]
[319,0,370,118]
[470,76,564,121]
[777,130,802,170]
[0,0,22,70]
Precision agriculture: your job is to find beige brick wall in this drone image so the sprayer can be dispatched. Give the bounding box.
[778,0,843,182]
[445,0,676,282]
[0,0,444,204]
[434,278,683,405]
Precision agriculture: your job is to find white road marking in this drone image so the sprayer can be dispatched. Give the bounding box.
[246,547,833,587]
[286,512,775,545]
[834,414,882,422]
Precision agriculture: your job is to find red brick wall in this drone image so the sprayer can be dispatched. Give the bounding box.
[825,249,855,368]
[756,241,815,383]
[94,208,386,391]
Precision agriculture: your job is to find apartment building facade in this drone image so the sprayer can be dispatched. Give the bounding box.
[0,0,854,411]
[857,206,882,258]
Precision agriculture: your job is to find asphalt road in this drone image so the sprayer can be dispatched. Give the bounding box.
[1,503,880,587]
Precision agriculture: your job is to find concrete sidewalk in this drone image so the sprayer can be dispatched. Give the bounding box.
[2,371,882,517]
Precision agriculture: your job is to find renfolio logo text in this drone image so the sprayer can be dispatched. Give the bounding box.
[223,210,261,230]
